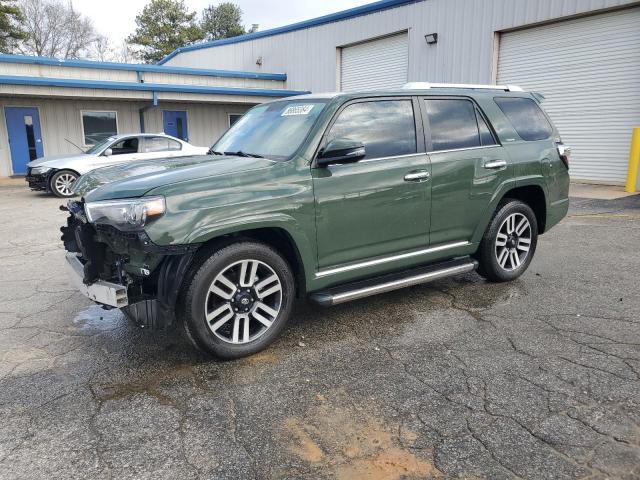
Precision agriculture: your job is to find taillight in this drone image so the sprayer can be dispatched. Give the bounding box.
[556,142,571,170]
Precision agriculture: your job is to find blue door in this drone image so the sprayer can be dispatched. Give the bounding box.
[163,111,188,141]
[5,107,44,174]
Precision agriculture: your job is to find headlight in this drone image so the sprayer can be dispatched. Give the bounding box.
[85,196,166,231]
[30,166,52,175]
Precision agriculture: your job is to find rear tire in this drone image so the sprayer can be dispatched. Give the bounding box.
[180,241,295,359]
[50,170,79,198]
[476,199,538,282]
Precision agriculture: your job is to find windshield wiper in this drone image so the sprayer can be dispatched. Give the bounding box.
[207,148,224,155]
[224,150,264,158]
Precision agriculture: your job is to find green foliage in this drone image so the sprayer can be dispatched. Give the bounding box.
[201,2,245,41]
[127,0,203,63]
[0,0,27,52]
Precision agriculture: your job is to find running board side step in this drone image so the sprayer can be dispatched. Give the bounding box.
[309,257,478,307]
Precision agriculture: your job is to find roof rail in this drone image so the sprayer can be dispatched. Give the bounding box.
[402,82,524,92]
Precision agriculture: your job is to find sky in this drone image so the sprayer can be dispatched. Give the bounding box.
[73,0,374,44]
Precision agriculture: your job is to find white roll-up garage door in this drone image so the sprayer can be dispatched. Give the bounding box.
[341,32,408,92]
[497,8,640,184]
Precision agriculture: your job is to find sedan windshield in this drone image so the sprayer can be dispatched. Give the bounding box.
[211,99,328,160]
[85,136,116,155]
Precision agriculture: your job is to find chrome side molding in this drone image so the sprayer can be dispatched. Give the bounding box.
[315,241,471,278]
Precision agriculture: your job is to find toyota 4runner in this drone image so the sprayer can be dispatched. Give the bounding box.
[61,83,570,359]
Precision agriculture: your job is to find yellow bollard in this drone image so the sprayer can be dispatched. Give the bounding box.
[626,127,640,193]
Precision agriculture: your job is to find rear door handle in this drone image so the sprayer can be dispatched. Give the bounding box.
[404,170,431,182]
[483,159,507,169]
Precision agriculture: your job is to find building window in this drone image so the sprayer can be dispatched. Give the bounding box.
[81,111,118,145]
[228,114,243,127]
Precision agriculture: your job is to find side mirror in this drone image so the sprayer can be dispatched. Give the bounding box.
[317,138,365,166]
[103,148,113,157]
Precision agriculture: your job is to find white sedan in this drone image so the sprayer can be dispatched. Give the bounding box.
[26,133,209,197]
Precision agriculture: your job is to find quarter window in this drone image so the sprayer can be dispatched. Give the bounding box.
[81,111,117,145]
[425,99,482,151]
[494,97,552,141]
[324,100,417,160]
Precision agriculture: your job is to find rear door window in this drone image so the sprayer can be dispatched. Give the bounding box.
[425,99,481,151]
[144,137,173,153]
[494,97,552,141]
[324,100,417,160]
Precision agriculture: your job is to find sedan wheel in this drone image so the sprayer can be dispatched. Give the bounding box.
[50,170,79,198]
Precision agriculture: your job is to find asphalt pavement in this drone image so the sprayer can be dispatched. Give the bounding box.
[0,183,638,479]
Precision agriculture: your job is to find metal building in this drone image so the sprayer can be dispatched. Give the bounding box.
[162,0,640,186]
[0,55,305,177]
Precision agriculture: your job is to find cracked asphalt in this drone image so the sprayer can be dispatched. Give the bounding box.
[0,182,639,480]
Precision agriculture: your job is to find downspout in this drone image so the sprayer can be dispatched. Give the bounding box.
[139,91,158,133]
[136,70,158,133]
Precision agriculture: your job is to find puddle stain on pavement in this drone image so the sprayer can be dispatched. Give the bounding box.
[283,394,441,479]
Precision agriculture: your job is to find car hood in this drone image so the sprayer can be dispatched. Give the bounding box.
[74,154,277,202]
[28,153,89,167]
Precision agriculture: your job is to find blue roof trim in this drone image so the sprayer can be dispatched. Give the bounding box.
[158,0,419,64]
[0,53,287,81]
[0,75,307,97]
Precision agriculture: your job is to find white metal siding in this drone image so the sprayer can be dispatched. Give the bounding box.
[0,98,250,176]
[166,0,638,92]
[497,7,640,184]
[341,33,408,91]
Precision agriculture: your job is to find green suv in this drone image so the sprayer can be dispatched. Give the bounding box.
[62,84,570,358]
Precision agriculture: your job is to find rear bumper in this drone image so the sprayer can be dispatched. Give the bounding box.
[546,197,569,232]
[65,252,128,308]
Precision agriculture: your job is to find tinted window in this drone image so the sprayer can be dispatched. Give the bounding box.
[494,97,552,141]
[426,99,481,151]
[229,114,243,127]
[476,109,497,146]
[82,111,117,145]
[110,138,139,155]
[325,100,416,160]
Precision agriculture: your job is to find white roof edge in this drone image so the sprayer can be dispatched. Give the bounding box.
[402,82,524,92]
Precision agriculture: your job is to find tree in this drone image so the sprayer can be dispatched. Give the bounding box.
[17,0,97,58]
[127,0,202,63]
[200,2,245,42]
[0,0,26,52]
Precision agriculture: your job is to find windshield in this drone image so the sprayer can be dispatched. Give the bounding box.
[85,136,116,155]
[211,99,328,160]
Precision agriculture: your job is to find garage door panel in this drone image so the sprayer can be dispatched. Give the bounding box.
[341,33,408,92]
[498,7,640,183]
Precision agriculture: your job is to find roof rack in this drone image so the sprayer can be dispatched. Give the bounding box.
[402,82,524,92]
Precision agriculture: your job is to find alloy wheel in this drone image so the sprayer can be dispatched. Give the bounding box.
[494,213,532,271]
[54,173,77,196]
[204,259,283,344]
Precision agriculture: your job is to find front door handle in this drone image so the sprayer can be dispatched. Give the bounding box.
[483,159,507,169]
[404,170,431,182]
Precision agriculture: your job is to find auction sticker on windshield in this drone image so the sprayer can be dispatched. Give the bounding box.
[281,105,315,116]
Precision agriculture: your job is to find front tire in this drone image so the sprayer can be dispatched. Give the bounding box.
[50,170,79,198]
[476,199,538,282]
[180,241,295,359]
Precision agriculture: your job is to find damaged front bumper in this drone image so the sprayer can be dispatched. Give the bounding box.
[65,252,128,307]
[61,201,199,329]
[25,170,49,191]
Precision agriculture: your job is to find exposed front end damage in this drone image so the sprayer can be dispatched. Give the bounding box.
[61,200,199,329]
